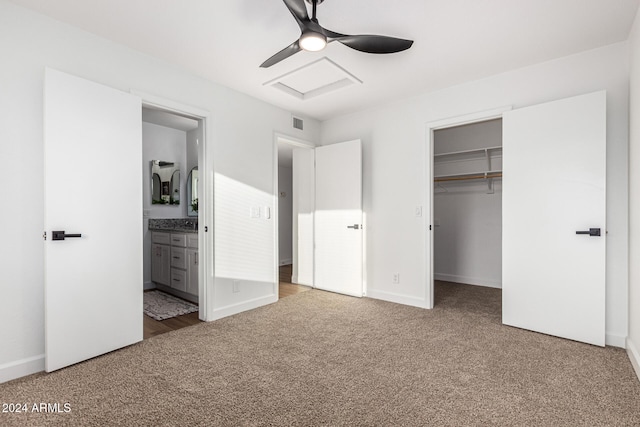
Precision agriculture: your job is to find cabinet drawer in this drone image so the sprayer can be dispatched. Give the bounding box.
[171,247,186,269]
[151,231,171,245]
[170,268,187,292]
[187,233,198,249]
[170,233,187,247]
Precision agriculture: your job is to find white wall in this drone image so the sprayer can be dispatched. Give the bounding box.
[0,0,319,383]
[628,7,640,380]
[278,166,293,265]
[321,42,630,347]
[434,120,502,288]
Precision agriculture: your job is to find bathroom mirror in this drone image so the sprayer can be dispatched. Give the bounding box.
[151,160,180,205]
[187,167,198,217]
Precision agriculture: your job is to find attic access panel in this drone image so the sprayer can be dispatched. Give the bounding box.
[264,57,362,101]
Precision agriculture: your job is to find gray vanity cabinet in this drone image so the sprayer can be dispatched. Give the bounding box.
[151,230,198,298]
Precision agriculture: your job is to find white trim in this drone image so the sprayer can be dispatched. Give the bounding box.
[426,106,513,131]
[0,355,45,384]
[434,273,502,289]
[604,333,626,349]
[131,90,210,118]
[133,89,214,322]
[366,289,429,309]
[425,106,513,309]
[627,338,640,382]
[211,294,279,321]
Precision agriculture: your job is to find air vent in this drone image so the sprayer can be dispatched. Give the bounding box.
[293,116,304,130]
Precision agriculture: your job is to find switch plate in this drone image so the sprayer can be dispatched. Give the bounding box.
[250,207,261,218]
[415,206,423,217]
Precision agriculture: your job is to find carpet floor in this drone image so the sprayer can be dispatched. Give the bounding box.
[2,282,640,426]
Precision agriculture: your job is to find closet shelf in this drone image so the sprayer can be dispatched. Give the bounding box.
[434,171,502,182]
[433,146,502,158]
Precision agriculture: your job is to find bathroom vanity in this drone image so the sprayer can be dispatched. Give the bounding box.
[149,219,198,303]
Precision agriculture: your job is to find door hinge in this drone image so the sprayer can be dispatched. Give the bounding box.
[43,231,47,241]
[429,225,432,231]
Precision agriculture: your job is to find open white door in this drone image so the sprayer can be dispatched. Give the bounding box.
[502,91,606,346]
[314,140,363,297]
[44,68,143,371]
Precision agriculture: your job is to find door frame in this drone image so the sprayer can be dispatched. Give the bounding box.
[273,133,316,298]
[133,90,214,321]
[425,106,512,309]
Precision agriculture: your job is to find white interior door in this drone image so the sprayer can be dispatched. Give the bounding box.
[44,68,143,371]
[502,91,606,346]
[314,140,363,297]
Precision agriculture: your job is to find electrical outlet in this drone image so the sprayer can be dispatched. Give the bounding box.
[232,280,240,293]
[392,273,400,284]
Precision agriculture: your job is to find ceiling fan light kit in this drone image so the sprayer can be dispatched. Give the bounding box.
[299,31,327,51]
[261,0,413,68]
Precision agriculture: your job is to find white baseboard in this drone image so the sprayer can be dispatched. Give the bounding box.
[605,333,627,349]
[211,294,278,321]
[366,289,429,309]
[435,273,502,289]
[0,354,44,384]
[627,338,640,383]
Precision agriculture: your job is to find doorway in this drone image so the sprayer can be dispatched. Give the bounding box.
[141,105,206,338]
[275,135,315,299]
[428,109,509,309]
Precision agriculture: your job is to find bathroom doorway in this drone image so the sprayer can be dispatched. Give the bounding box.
[141,102,209,338]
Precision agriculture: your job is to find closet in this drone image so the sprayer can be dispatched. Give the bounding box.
[433,118,503,291]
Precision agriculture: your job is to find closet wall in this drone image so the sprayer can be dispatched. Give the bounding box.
[433,119,502,288]
[278,165,293,265]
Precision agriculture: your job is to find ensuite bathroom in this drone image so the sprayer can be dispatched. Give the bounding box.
[142,106,202,308]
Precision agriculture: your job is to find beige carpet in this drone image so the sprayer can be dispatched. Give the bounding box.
[2,282,640,426]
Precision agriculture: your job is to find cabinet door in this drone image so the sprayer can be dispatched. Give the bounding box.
[151,244,170,285]
[186,249,198,296]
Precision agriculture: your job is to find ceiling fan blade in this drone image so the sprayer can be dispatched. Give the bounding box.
[260,40,302,68]
[329,33,414,54]
[282,0,310,29]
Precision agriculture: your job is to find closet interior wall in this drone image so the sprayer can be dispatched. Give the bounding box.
[433,119,503,289]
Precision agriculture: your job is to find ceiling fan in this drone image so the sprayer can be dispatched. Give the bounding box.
[260,0,414,68]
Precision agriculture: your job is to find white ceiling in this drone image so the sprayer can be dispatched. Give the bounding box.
[9,0,639,121]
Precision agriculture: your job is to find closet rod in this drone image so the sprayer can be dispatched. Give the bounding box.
[434,173,502,183]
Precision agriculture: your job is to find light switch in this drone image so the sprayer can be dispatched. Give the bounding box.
[265,207,271,219]
[250,207,261,218]
[415,206,423,217]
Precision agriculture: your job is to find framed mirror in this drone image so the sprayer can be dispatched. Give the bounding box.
[187,167,198,217]
[151,160,180,205]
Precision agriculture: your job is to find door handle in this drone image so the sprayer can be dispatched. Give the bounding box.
[52,230,82,241]
[575,228,601,237]
[347,224,360,230]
